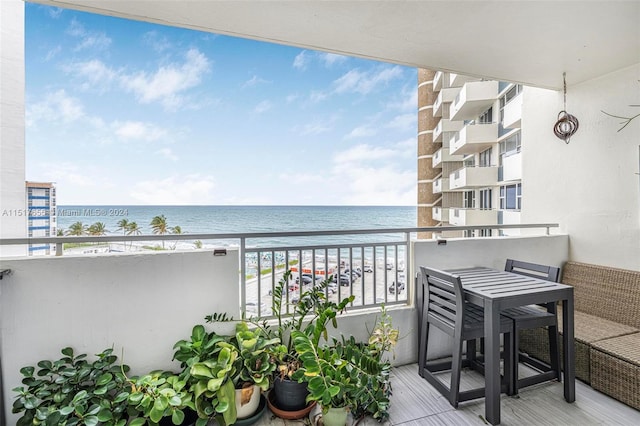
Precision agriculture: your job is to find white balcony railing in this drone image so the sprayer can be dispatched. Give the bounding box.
[449,73,480,88]
[433,147,464,168]
[449,122,499,155]
[501,151,523,182]
[502,92,523,129]
[432,117,464,143]
[433,177,450,193]
[449,166,499,190]
[449,208,498,226]
[433,70,444,91]
[432,206,449,222]
[450,80,499,121]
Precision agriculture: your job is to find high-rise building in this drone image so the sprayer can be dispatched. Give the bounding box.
[26,181,56,255]
[418,70,526,238]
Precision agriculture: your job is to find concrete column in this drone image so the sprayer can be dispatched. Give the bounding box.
[417,69,441,238]
[0,0,27,256]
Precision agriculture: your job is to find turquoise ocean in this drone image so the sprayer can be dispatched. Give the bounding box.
[56,205,417,248]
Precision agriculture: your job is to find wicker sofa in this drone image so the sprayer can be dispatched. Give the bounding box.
[519,261,640,409]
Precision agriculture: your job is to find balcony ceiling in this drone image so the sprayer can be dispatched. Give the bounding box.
[32,0,640,90]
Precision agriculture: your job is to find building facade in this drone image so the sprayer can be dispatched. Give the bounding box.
[418,70,524,237]
[26,181,56,255]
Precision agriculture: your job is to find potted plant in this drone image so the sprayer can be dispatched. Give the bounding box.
[12,347,131,426]
[252,270,354,415]
[173,321,278,425]
[291,305,398,426]
[126,371,199,426]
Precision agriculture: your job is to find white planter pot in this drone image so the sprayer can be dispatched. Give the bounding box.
[235,384,261,419]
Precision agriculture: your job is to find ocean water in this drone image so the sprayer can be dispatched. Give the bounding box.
[56,205,417,247]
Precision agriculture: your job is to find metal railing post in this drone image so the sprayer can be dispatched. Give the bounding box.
[240,237,246,314]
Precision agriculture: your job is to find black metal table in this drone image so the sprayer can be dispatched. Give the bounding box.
[448,267,575,425]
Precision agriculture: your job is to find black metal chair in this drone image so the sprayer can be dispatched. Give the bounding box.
[501,259,561,394]
[418,266,514,408]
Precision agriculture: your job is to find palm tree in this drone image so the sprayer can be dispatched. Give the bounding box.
[56,228,64,237]
[87,222,108,236]
[66,221,86,236]
[116,219,130,236]
[150,215,169,249]
[193,240,203,249]
[170,225,182,250]
[126,221,141,250]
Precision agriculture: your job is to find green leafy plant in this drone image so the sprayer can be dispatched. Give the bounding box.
[12,347,130,426]
[173,322,280,425]
[127,371,197,426]
[350,305,398,422]
[291,305,398,422]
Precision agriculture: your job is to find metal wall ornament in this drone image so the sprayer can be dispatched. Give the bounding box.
[554,73,579,144]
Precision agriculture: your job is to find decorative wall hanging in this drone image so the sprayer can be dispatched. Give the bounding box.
[553,72,579,144]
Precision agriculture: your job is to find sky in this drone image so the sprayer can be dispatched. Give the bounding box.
[25,4,418,206]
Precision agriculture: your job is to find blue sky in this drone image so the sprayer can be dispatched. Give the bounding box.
[25,4,417,206]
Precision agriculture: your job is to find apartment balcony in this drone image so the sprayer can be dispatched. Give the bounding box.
[3,229,640,426]
[449,122,499,155]
[433,70,445,91]
[432,206,449,222]
[450,80,500,121]
[448,73,480,88]
[502,92,523,129]
[449,165,499,190]
[432,147,464,168]
[449,208,498,226]
[432,117,464,143]
[501,151,522,182]
[432,86,460,118]
[433,176,450,193]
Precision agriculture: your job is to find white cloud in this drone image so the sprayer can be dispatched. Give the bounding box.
[331,143,416,205]
[26,90,84,126]
[66,18,111,52]
[64,59,117,91]
[286,94,299,103]
[333,66,404,95]
[296,119,333,136]
[293,51,309,70]
[112,121,167,142]
[344,125,377,139]
[142,31,172,53]
[242,75,268,89]
[309,90,328,103]
[120,48,210,110]
[319,52,347,67]
[254,100,273,114]
[48,7,64,19]
[156,148,179,161]
[45,45,62,61]
[130,175,216,204]
[385,113,416,131]
[37,162,99,188]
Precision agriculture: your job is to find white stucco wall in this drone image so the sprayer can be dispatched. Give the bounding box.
[521,64,640,271]
[0,250,240,424]
[0,0,27,256]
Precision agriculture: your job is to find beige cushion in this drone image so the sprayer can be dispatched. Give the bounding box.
[591,333,640,366]
[557,306,638,344]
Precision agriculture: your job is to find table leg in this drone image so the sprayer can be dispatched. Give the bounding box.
[484,300,501,425]
[563,295,576,402]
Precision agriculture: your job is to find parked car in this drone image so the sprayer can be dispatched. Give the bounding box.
[389,274,406,294]
[296,275,313,285]
[344,268,361,277]
[332,273,351,286]
[362,265,373,273]
[388,281,405,294]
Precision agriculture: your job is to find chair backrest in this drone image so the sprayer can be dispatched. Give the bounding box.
[420,266,465,337]
[505,259,560,282]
